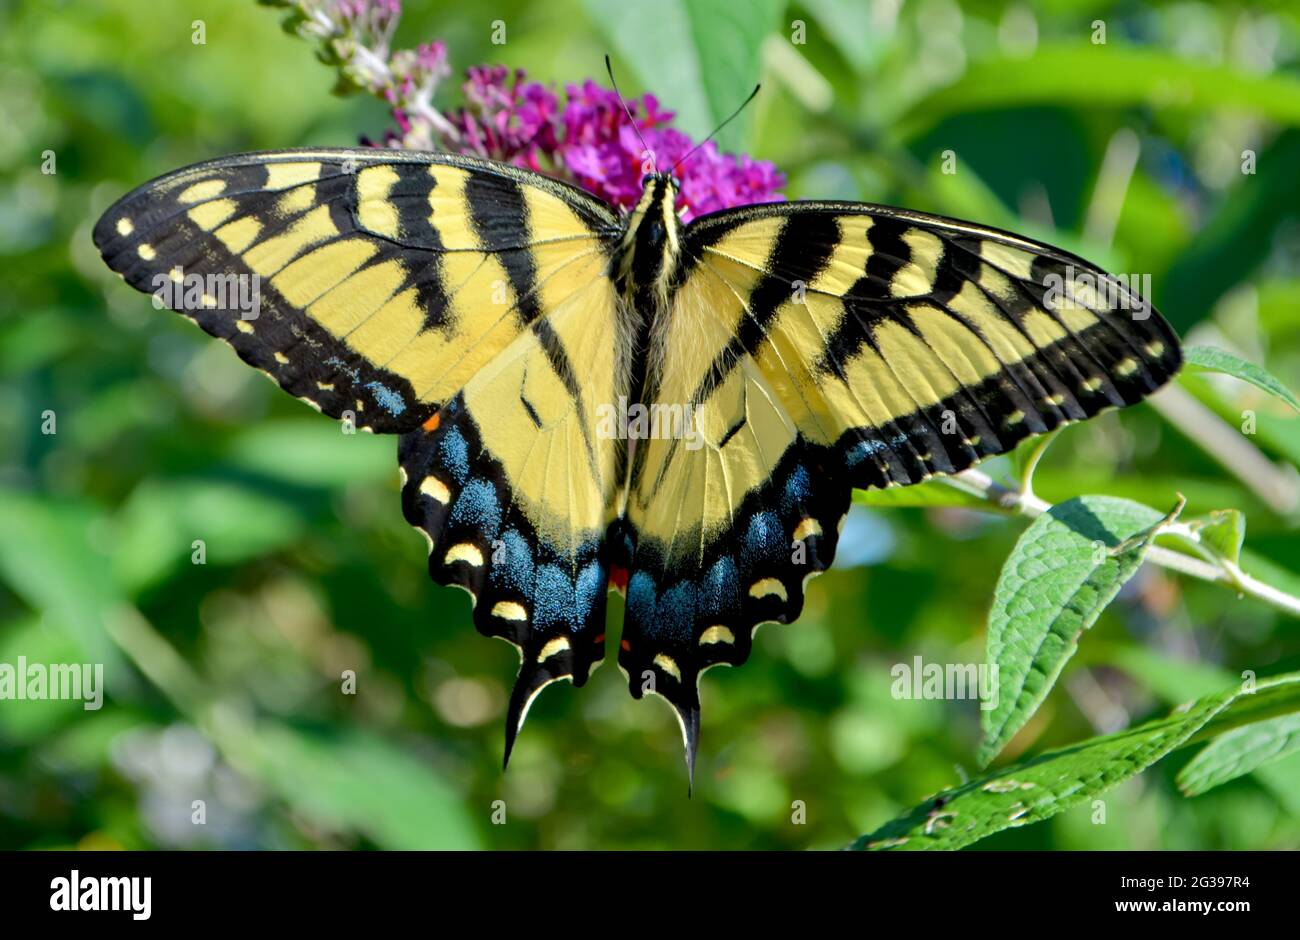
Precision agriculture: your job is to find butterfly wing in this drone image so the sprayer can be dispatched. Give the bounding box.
[94,148,619,431]
[618,201,1182,766]
[95,149,626,758]
[399,263,625,763]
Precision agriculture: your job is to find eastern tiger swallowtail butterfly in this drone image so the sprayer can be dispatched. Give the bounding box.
[94,146,1181,781]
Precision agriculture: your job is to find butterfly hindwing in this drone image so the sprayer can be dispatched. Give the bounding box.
[93,148,619,431]
[399,259,626,762]
[618,201,1181,756]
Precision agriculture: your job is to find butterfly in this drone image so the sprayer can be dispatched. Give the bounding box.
[94,145,1181,781]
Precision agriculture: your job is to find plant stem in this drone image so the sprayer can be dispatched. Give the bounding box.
[947,468,1300,618]
[1149,384,1299,515]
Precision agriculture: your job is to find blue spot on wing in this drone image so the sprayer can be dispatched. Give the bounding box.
[364,380,406,416]
[654,582,696,644]
[782,464,811,515]
[448,479,501,539]
[847,437,890,467]
[574,560,605,626]
[324,356,360,381]
[439,427,471,484]
[744,511,784,566]
[534,564,574,631]
[489,529,535,594]
[700,556,740,619]
[627,571,657,627]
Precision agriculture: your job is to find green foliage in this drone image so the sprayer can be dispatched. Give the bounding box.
[893,45,1300,139]
[1183,345,1300,414]
[581,0,784,147]
[2,0,1299,851]
[855,672,1300,850]
[1179,713,1300,798]
[979,497,1170,767]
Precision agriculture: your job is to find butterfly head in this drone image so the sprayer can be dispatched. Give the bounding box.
[616,172,684,303]
[641,171,680,191]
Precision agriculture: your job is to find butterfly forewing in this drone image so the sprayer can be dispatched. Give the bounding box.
[93,148,619,431]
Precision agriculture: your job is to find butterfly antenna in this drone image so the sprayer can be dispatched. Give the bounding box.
[605,55,656,174]
[670,83,761,176]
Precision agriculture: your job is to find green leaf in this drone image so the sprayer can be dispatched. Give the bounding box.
[852,477,988,510]
[1178,713,1300,797]
[979,496,1168,766]
[0,491,131,683]
[112,478,305,592]
[1190,508,1247,566]
[232,723,482,850]
[894,45,1300,140]
[1190,671,1300,743]
[224,419,395,487]
[853,671,1300,850]
[580,0,782,150]
[1182,345,1300,413]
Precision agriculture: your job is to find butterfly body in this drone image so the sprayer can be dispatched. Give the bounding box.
[94,148,1181,779]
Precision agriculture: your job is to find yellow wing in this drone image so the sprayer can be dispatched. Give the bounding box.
[399,263,625,762]
[94,148,619,431]
[618,202,1182,750]
[96,148,626,760]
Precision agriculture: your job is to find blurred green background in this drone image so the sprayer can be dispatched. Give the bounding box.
[3,0,1300,850]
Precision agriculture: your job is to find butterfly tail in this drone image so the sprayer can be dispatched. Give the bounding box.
[400,394,611,761]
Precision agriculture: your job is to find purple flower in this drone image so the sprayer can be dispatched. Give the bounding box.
[284,0,784,216]
[450,66,560,171]
[447,74,783,219]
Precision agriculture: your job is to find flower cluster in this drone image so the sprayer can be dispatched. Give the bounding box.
[266,0,784,219]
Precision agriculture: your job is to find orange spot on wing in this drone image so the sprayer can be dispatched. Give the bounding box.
[593,634,605,644]
[422,412,441,433]
[620,639,631,652]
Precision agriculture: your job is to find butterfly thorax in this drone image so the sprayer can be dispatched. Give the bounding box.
[616,174,683,296]
[614,174,683,403]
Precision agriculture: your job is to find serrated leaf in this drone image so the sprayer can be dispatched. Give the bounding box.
[979,496,1167,766]
[1178,713,1300,797]
[1183,345,1300,413]
[853,671,1300,850]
